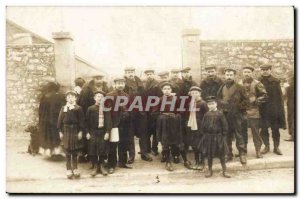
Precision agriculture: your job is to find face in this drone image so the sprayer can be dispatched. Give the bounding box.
[94,76,104,85]
[225,71,235,81]
[190,90,201,99]
[146,72,154,80]
[125,70,135,79]
[261,68,272,76]
[243,69,253,79]
[170,72,179,79]
[182,71,191,79]
[206,69,216,77]
[115,81,125,90]
[207,101,217,111]
[66,94,76,104]
[94,93,104,104]
[162,85,172,96]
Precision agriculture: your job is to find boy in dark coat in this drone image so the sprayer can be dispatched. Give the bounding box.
[198,96,230,178]
[186,86,209,170]
[86,91,110,177]
[57,91,86,179]
[154,82,192,171]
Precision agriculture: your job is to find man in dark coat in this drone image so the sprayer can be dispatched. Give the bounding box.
[217,68,249,165]
[77,74,111,163]
[285,74,294,142]
[143,69,161,156]
[259,64,286,155]
[124,67,152,163]
[200,65,223,101]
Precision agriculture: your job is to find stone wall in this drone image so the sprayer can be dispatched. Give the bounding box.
[6,44,55,132]
[199,40,294,81]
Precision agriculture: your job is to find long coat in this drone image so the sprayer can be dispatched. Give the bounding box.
[200,76,223,101]
[179,77,198,97]
[286,78,294,136]
[259,75,286,129]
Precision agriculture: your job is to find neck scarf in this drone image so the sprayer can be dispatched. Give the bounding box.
[98,103,104,128]
[64,102,75,112]
[187,98,198,131]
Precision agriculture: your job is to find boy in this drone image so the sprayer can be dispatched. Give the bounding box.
[86,91,110,177]
[198,96,230,178]
[186,86,208,170]
[57,91,86,179]
[154,82,192,171]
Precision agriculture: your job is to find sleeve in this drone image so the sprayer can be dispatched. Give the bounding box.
[238,85,250,111]
[85,107,91,133]
[277,82,287,129]
[77,107,87,133]
[220,112,228,136]
[255,82,268,104]
[200,114,207,135]
[57,107,64,132]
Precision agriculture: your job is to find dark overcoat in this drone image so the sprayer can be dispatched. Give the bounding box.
[200,76,223,101]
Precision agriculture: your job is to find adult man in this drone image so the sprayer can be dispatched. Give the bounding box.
[124,67,152,163]
[200,65,223,101]
[158,71,169,82]
[259,64,286,155]
[217,68,249,164]
[169,68,183,95]
[77,73,111,163]
[240,66,268,158]
[144,69,161,156]
[106,78,132,174]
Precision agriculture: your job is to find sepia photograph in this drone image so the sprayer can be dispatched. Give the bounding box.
[5,6,295,194]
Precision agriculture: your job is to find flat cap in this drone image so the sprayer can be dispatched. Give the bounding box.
[159,81,174,89]
[65,90,77,96]
[181,67,191,72]
[260,64,272,70]
[243,66,255,71]
[93,90,106,96]
[206,96,217,102]
[158,71,169,77]
[170,68,181,73]
[224,67,237,74]
[124,66,136,71]
[144,69,155,74]
[189,86,202,92]
[204,65,217,70]
[114,77,126,83]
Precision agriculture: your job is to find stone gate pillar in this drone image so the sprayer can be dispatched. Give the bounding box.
[182,28,201,82]
[52,32,75,91]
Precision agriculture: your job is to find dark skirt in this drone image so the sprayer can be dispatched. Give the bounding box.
[186,128,202,149]
[197,134,228,157]
[39,121,60,150]
[62,124,81,151]
[156,113,183,146]
[88,128,108,156]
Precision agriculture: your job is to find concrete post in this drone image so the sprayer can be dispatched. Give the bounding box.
[182,28,201,82]
[52,32,75,91]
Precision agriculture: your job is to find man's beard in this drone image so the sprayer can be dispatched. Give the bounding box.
[116,86,124,90]
[225,79,234,83]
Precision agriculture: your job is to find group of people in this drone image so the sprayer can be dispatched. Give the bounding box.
[37,64,294,179]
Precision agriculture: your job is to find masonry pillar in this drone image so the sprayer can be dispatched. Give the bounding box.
[52,32,75,91]
[182,28,201,82]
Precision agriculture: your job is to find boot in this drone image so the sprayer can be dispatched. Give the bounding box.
[161,155,167,163]
[205,169,213,178]
[222,170,231,178]
[73,169,80,178]
[261,146,270,154]
[141,154,153,162]
[100,163,108,176]
[273,147,283,155]
[90,167,98,177]
[66,170,73,179]
[256,150,263,158]
[184,160,192,170]
[239,152,247,165]
[173,155,180,164]
[165,162,174,171]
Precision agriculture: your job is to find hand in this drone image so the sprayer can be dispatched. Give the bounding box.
[86,133,91,140]
[59,132,63,140]
[104,132,109,141]
[78,131,83,140]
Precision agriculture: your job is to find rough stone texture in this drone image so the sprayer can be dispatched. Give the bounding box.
[6,44,55,132]
[200,40,294,81]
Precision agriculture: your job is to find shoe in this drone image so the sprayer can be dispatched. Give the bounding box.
[223,171,231,178]
[239,154,247,165]
[165,162,174,171]
[205,169,213,178]
[100,164,108,176]
[274,147,283,155]
[284,137,294,142]
[184,161,192,169]
[161,155,167,163]
[73,169,80,178]
[261,146,270,154]
[119,164,132,169]
[66,170,73,179]
[127,158,134,164]
[151,150,159,156]
[141,154,153,162]
[173,156,180,164]
[90,168,98,177]
[192,161,199,170]
[256,150,263,158]
[197,163,205,171]
[108,168,115,174]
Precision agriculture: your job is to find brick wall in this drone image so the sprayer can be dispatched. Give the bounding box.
[200,40,294,81]
[6,44,55,132]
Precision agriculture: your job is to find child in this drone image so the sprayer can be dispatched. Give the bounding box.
[57,91,86,179]
[155,81,192,171]
[186,86,208,170]
[198,96,231,178]
[86,91,110,177]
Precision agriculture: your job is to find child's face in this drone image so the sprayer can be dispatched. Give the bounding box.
[207,101,217,111]
[66,94,76,104]
[162,85,172,96]
[190,90,201,99]
[94,93,104,104]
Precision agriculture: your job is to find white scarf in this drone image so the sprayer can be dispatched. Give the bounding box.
[98,103,104,128]
[187,99,198,131]
[63,103,75,112]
